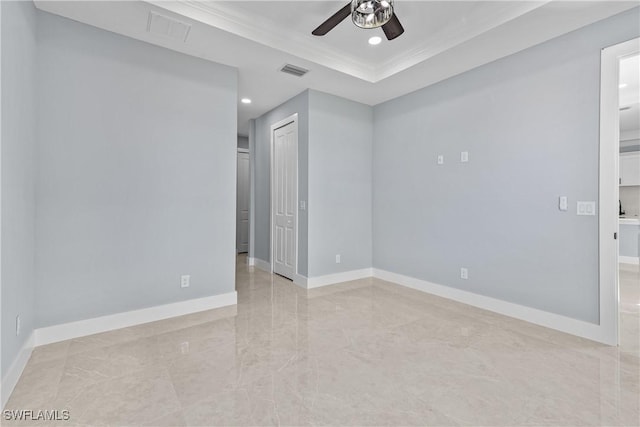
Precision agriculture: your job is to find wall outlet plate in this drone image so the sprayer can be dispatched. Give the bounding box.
[181,275,190,288]
[460,268,468,279]
[335,254,341,264]
[180,342,190,354]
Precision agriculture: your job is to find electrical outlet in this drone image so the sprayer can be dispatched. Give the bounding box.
[180,341,190,355]
[16,315,21,336]
[460,151,469,163]
[181,275,190,288]
[460,268,468,280]
[437,155,444,165]
[335,254,341,264]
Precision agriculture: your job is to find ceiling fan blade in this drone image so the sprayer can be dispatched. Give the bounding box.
[312,3,352,36]
[382,14,404,40]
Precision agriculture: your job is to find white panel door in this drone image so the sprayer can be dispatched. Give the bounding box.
[236,151,250,253]
[272,121,297,280]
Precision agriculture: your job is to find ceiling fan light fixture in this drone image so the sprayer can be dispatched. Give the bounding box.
[352,0,393,29]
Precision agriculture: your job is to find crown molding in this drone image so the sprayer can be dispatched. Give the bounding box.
[147,0,377,82]
[149,1,551,84]
[373,1,551,82]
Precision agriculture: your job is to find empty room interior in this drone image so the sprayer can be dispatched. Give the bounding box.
[1,0,640,425]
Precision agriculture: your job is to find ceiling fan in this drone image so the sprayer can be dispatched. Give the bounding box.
[312,0,404,41]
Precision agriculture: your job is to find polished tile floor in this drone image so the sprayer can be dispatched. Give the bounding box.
[4,256,639,426]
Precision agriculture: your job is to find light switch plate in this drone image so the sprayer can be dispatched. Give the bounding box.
[437,155,444,165]
[559,196,568,211]
[300,200,306,211]
[460,151,469,163]
[576,201,596,216]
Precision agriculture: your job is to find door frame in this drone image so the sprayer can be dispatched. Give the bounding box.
[236,148,250,254]
[269,113,298,278]
[598,37,640,346]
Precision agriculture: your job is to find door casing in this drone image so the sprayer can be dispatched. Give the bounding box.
[599,37,640,346]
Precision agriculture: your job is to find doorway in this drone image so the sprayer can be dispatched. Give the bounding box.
[236,149,250,254]
[618,52,640,354]
[599,37,640,347]
[270,114,298,281]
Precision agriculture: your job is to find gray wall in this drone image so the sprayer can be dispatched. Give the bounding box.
[35,13,237,327]
[373,8,640,324]
[254,91,309,276]
[1,0,37,379]
[308,91,372,277]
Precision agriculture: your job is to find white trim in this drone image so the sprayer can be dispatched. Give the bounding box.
[247,256,255,266]
[150,1,552,83]
[149,1,375,82]
[619,217,640,225]
[619,256,639,265]
[252,258,271,273]
[270,113,298,280]
[599,38,640,347]
[0,3,4,409]
[35,292,237,346]
[248,120,256,262]
[373,269,611,344]
[304,268,374,289]
[1,332,35,410]
[293,274,308,288]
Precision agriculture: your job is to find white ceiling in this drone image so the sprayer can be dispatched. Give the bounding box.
[34,1,640,136]
[619,54,640,134]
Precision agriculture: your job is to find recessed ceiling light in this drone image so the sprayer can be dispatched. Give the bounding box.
[241,98,252,104]
[368,36,382,46]
[619,83,628,88]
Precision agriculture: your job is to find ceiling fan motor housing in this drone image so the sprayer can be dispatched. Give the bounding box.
[352,0,394,29]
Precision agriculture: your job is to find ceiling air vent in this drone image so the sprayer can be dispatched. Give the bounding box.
[280,64,309,77]
[147,12,191,42]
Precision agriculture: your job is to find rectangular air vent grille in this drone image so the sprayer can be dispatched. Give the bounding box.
[147,12,191,42]
[280,64,309,77]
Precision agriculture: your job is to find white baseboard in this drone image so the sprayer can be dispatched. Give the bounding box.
[252,258,271,273]
[619,256,639,265]
[247,257,255,266]
[1,332,35,410]
[293,274,308,288]
[373,269,608,345]
[35,291,237,346]
[304,268,373,289]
